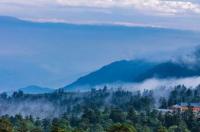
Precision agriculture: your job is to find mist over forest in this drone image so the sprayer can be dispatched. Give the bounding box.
[2,46,200,118]
[1,81,200,118]
[1,83,200,131]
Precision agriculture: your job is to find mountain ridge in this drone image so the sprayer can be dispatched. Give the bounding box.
[64,60,156,90]
[64,59,200,91]
[19,85,54,94]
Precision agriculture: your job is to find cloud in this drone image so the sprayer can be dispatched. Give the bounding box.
[0,0,200,30]
[0,98,60,118]
[1,0,200,15]
[94,77,200,93]
[93,76,200,103]
[56,0,200,15]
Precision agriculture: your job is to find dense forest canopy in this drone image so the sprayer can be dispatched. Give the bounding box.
[0,85,200,132]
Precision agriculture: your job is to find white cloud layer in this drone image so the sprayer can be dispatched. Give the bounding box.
[0,0,200,30]
[57,0,200,15]
[1,0,200,15]
[94,77,200,92]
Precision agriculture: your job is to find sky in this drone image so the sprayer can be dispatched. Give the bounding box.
[0,0,200,91]
[0,0,200,30]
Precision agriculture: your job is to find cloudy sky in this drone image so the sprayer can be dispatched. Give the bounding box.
[0,0,200,30]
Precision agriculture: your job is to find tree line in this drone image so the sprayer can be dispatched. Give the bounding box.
[0,85,200,132]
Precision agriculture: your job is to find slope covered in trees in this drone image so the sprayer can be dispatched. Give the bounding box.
[1,85,200,132]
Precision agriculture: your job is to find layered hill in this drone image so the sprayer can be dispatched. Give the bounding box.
[65,60,155,89]
[19,85,54,94]
[64,59,200,90]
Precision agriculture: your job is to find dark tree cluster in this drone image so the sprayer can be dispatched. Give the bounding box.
[0,85,200,132]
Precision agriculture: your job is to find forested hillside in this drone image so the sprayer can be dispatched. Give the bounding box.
[1,85,200,132]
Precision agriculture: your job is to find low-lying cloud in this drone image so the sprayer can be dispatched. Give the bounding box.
[95,76,200,91]
[93,76,200,102]
[0,99,60,119]
[1,76,200,118]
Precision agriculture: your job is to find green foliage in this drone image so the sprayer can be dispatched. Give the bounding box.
[127,108,138,124]
[30,127,43,132]
[15,120,29,132]
[157,126,168,132]
[0,86,200,132]
[107,123,137,132]
[51,118,71,132]
[168,125,190,132]
[0,118,13,132]
[109,108,126,123]
[82,108,100,124]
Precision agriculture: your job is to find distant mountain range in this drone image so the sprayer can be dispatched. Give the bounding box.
[1,16,200,92]
[19,85,54,94]
[16,59,200,92]
[64,59,200,90]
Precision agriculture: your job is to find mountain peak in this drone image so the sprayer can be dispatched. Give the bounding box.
[19,85,54,94]
[64,59,155,90]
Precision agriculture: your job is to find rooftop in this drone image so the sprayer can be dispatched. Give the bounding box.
[174,103,200,107]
